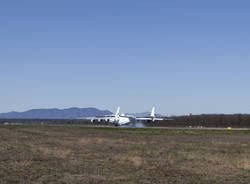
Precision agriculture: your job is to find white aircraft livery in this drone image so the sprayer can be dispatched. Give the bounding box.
[135,107,164,122]
[91,107,165,126]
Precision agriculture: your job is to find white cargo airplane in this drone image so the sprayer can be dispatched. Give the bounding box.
[91,107,164,126]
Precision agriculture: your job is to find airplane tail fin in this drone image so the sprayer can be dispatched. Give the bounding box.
[115,107,120,117]
[150,107,155,117]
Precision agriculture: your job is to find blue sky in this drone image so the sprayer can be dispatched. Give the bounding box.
[1,0,250,114]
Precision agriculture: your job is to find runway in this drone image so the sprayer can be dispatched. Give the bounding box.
[1,121,250,131]
[61,123,250,131]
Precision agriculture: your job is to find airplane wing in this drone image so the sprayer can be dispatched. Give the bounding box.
[136,117,164,121]
[136,117,153,120]
[135,107,172,121]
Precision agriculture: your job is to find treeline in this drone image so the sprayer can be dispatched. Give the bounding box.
[152,114,250,128]
[0,119,92,125]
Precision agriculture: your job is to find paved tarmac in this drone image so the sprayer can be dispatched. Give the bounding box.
[64,123,250,130]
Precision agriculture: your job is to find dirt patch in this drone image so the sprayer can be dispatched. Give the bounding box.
[1,125,250,184]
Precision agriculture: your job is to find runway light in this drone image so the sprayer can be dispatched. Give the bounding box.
[227,127,232,131]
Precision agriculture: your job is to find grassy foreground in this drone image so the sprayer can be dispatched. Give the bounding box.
[0,125,250,184]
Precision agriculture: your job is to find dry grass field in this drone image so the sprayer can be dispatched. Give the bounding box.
[0,125,250,184]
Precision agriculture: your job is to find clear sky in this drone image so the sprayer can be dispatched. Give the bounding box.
[0,0,250,115]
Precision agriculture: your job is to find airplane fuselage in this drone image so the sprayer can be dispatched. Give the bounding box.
[114,116,131,126]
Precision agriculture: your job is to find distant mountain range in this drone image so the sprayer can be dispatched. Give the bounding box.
[0,107,165,119]
[0,108,112,119]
